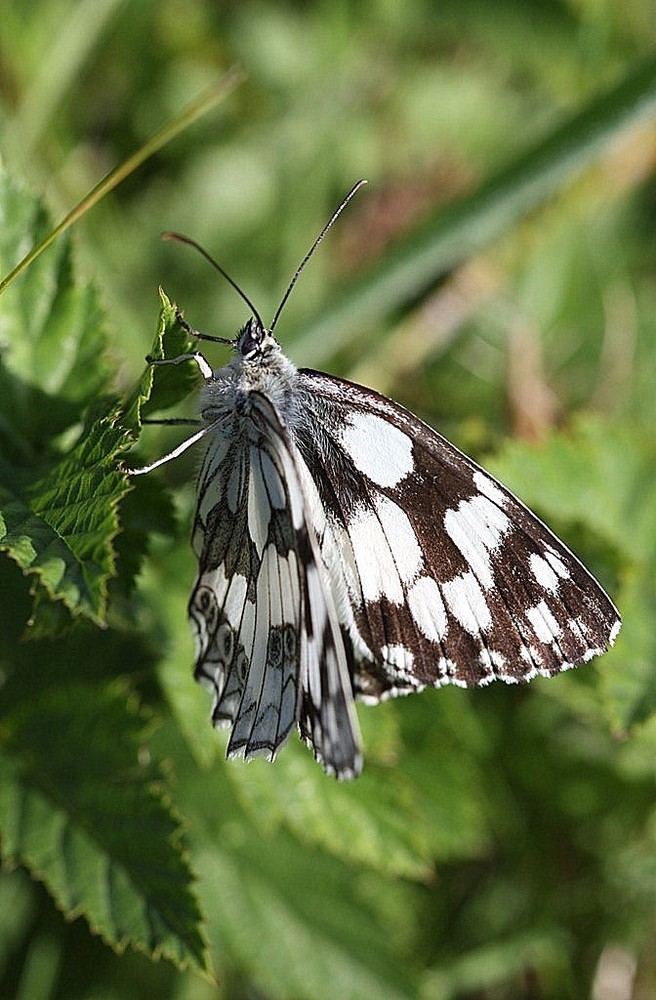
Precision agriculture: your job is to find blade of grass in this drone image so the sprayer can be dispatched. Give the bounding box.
[0,65,245,296]
[292,56,656,365]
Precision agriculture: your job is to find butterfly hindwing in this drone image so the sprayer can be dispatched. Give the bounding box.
[189,420,253,724]
[291,370,620,701]
[189,390,362,777]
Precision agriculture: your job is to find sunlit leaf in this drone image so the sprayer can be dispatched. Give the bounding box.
[0,668,206,970]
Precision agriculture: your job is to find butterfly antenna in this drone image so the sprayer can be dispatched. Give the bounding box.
[270,179,367,333]
[162,232,265,329]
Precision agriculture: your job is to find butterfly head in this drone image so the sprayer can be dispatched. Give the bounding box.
[165,182,368,375]
[236,317,279,363]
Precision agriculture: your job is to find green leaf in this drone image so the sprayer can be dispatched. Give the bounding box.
[0,398,133,627]
[226,690,491,879]
[0,170,200,633]
[141,538,219,769]
[167,731,418,1000]
[108,475,178,624]
[121,288,203,435]
[0,662,207,970]
[197,834,415,1000]
[142,291,204,417]
[0,169,110,450]
[227,748,435,880]
[0,171,127,628]
[0,870,37,974]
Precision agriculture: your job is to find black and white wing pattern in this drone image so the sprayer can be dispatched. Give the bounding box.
[289,370,621,703]
[188,391,361,778]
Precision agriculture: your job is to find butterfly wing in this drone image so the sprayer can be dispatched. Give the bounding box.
[291,370,621,701]
[189,392,362,777]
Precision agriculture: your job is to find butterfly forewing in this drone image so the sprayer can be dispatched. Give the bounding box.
[291,369,620,701]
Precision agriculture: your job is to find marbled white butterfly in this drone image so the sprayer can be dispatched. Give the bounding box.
[128,181,621,779]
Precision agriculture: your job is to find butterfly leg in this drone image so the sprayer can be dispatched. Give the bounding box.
[142,417,201,426]
[175,309,232,346]
[145,351,214,380]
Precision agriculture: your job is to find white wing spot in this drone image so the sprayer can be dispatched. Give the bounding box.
[443,571,492,634]
[407,575,448,641]
[380,644,423,688]
[197,435,232,523]
[479,647,507,671]
[526,600,562,643]
[519,646,542,668]
[609,619,621,645]
[293,450,327,536]
[544,549,570,580]
[222,569,249,619]
[374,495,423,584]
[381,644,414,668]
[348,506,403,603]
[570,616,590,638]
[339,411,414,487]
[436,658,466,687]
[520,644,542,668]
[530,553,560,594]
[473,471,508,508]
[444,495,511,590]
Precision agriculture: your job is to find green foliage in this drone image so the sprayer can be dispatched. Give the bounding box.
[0,174,207,972]
[1,3,656,998]
[0,669,206,969]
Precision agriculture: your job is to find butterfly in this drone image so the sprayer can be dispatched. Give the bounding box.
[128,181,621,779]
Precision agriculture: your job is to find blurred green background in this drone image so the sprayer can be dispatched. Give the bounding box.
[1,2,656,998]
